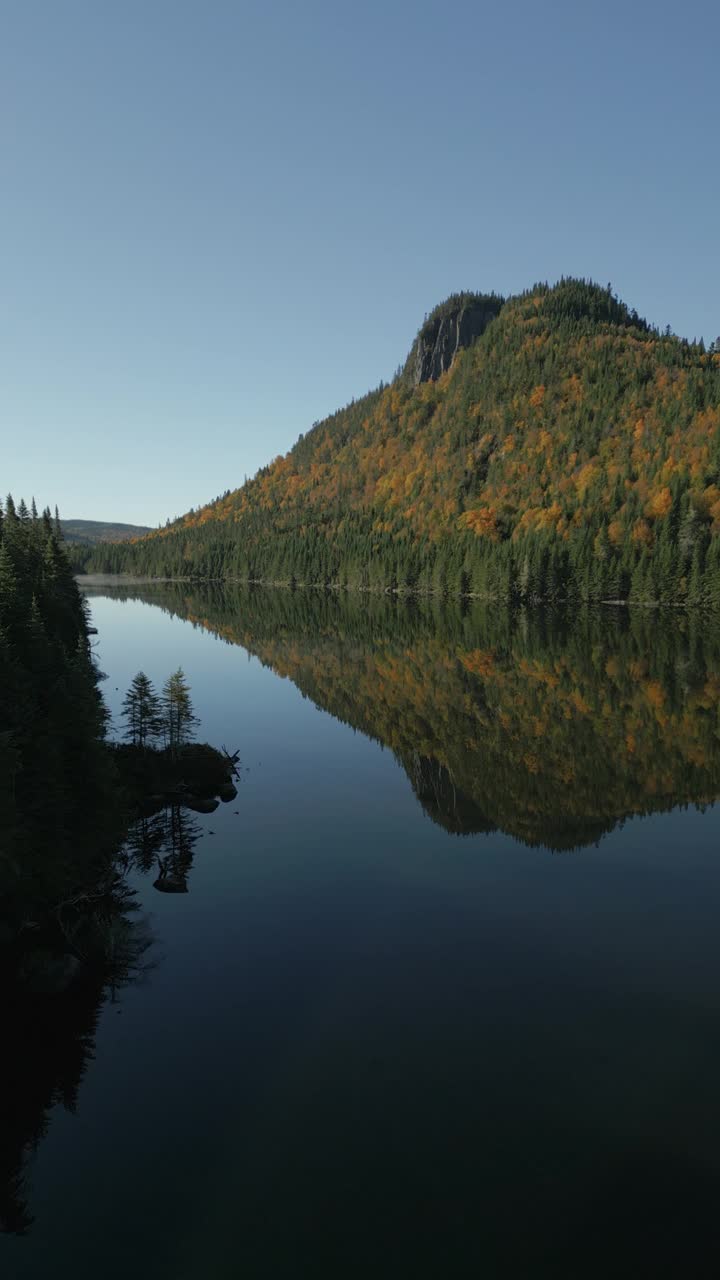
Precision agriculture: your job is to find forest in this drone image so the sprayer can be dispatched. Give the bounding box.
[0,497,119,905]
[71,279,720,604]
[0,497,231,909]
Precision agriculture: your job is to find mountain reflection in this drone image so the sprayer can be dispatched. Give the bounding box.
[83,583,720,850]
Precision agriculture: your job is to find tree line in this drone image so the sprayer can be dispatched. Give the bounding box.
[0,493,115,896]
[0,494,224,920]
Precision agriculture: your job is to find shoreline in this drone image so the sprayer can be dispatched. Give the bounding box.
[76,573,708,609]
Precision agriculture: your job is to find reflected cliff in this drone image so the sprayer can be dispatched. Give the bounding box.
[82,582,720,850]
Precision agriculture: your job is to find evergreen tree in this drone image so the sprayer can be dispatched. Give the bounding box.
[121,672,162,749]
[161,668,199,753]
[0,543,20,636]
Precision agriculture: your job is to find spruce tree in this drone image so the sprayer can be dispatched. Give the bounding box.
[0,543,21,638]
[121,672,162,749]
[161,668,199,753]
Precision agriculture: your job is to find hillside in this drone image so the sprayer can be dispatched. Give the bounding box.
[61,519,152,545]
[75,279,720,603]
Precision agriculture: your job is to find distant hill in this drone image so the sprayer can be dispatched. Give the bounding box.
[61,519,152,546]
[73,278,720,603]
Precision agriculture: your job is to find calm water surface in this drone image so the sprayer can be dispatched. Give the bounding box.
[5,586,720,1278]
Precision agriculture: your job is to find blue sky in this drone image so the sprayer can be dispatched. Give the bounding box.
[2,0,718,525]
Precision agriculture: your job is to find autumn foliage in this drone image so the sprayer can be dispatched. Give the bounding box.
[76,279,720,604]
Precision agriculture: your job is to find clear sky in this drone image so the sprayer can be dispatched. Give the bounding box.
[2,0,718,526]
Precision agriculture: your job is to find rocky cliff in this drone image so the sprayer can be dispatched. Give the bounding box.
[404,293,504,385]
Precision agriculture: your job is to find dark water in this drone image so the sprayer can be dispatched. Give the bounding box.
[5,586,720,1278]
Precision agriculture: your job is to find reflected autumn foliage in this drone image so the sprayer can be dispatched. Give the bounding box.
[84,583,720,850]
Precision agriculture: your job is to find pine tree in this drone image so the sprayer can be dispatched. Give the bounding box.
[121,672,162,749]
[161,668,199,753]
[0,543,21,637]
[687,547,703,606]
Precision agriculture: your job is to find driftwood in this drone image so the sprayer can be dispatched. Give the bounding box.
[221,745,241,778]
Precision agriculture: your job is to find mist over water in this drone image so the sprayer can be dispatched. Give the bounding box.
[4,584,720,1278]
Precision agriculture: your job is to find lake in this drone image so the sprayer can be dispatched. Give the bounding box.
[5,584,720,1278]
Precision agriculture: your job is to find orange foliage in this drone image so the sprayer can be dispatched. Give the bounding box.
[459,507,499,540]
[631,519,653,548]
[460,649,496,678]
[645,486,673,520]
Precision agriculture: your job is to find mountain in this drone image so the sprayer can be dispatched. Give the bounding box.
[73,279,720,603]
[61,519,152,546]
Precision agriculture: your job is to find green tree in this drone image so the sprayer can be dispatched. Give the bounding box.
[162,668,199,753]
[121,672,162,749]
[0,543,21,637]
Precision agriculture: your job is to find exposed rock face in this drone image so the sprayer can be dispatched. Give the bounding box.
[405,752,496,836]
[406,299,503,385]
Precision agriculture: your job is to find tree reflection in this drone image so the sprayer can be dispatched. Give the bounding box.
[87,583,720,851]
[0,791,209,1235]
[123,802,201,894]
[0,873,154,1235]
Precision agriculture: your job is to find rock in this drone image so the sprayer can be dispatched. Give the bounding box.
[405,297,503,386]
[152,875,188,894]
[218,783,238,802]
[182,795,219,814]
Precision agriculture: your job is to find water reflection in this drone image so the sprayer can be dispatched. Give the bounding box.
[0,724,204,1235]
[5,585,720,1273]
[124,804,202,895]
[0,801,206,1234]
[0,873,153,1235]
[84,583,720,850]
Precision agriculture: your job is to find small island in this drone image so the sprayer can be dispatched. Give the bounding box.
[108,667,239,816]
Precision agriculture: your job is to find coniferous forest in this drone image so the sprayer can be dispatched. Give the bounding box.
[0,497,119,904]
[0,497,232,939]
[72,280,720,604]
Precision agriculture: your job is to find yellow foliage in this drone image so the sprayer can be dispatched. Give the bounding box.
[643,680,665,709]
[459,507,499,540]
[645,486,672,521]
[631,519,653,548]
[575,462,598,498]
[460,649,496,678]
